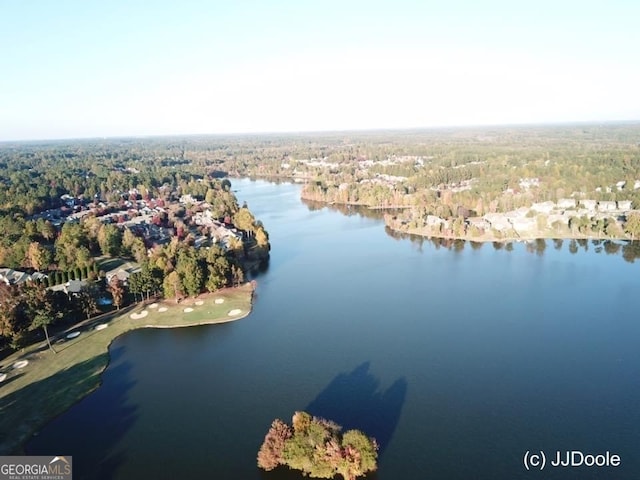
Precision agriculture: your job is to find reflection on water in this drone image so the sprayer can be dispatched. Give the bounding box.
[384,228,639,261]
[303,196,640,262]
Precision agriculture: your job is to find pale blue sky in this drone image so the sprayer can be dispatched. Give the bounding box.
[1,0,639,140]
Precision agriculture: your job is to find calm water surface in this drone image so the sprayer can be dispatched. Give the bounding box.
[28,179,640,479]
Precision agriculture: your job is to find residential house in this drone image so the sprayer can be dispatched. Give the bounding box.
[425,215,446,228]
[617,200,632,211]
[510,217,536,233]
[580,200,597,211]
[64,280,87,297]
[179,194,197,205]
[484,214,511,231]
[547,213,571,227]
[557,198,576,209]
[194,236,210,249]
[466,217,490,230]
[597,201,617,212]
[530,201,555,214]
[0,268,33,285]
[106,269,130,284]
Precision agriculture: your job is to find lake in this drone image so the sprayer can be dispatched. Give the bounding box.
[28,178,640,479]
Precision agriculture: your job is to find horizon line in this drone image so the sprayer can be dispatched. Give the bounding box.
[2,119,640,145]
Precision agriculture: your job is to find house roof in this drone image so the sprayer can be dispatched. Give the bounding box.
[65,280,87,294]
[109,269,131,281]
[0,268,36,285]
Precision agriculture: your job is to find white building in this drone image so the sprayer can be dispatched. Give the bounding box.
[557,198,576,209]
[597,201,617,212]
[580,200,597,211]
[530,201,555,214]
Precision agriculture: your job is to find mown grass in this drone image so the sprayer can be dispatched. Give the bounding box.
[0,283,254,454]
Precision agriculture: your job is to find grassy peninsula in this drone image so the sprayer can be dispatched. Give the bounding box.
[0,283,253,455]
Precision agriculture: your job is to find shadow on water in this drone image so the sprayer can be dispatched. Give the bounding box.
[258,363,405,480]
[248,257,270,279]
[306,362,407,456]
[25,344,138,480]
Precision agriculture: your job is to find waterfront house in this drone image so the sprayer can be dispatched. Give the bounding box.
[466,217,490,230]
[531,201,555,214]
[580,200,597,211]
[597,201,617,212]
[484,213,510,231]
[510,217,536,233]
[557,198,576,209]
[617,200,632,211]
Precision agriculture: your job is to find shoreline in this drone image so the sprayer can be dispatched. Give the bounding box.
[140,310,251,329]
[298,191,637,243]
[384,221,634,244]
[0,283,255,455]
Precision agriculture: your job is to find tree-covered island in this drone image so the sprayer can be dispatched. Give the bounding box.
[258,411,378,480]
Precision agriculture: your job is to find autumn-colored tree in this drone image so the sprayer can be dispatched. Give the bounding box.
[0,284,29,348]
[336,430,379,480]
[255,226,269,248]
[257,419,292,471]
[233,206,256,235]
[108,276,125,310]
[38,220,57,241]
[97,224,122,256]
[26,241,52,271]
[227,236,244,259]
[624,212,640,241]
[258,412,378,480]
[163,271,182,302]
